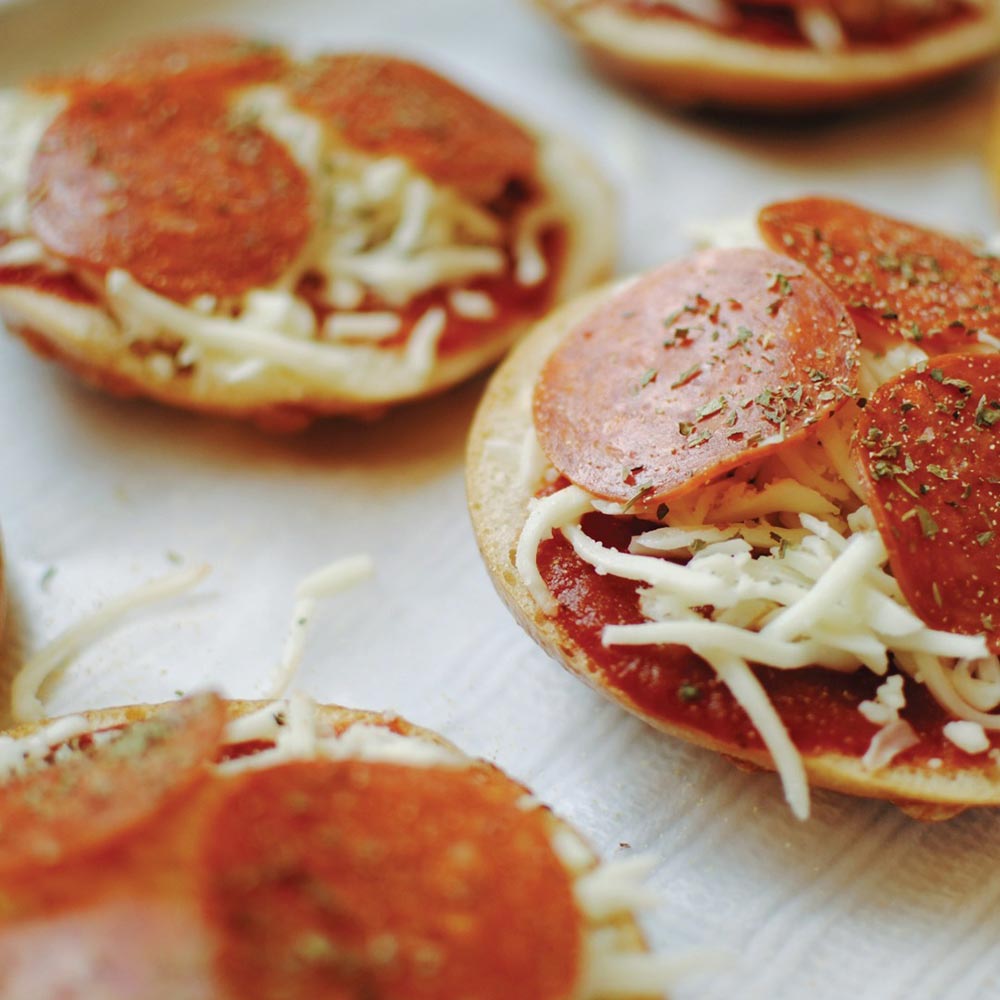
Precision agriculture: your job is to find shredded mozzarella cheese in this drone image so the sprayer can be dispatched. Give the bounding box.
[12,565,210,724]
[943,720,991,755]
[266,554,375,699]
[518,404,999,817]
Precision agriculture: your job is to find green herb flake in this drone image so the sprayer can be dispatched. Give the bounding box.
[767,272,793,296]
[656,503,670,521]
[977,530,995,547]
[670,364,702,389]
[678,683,703,704]
[912,506,940,539]
[943,376,973,395]
[729,326,754,349]
[975,396,1000,428]
[623,483,655,514]
[695,395,728,421]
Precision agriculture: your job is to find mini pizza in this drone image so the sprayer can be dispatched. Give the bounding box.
[533,1,1000,110]
[467,196,1000,820]
[0,692,679,998]
[0,33,613,429]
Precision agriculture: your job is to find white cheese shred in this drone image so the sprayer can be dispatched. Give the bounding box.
[265,554,375,699]
[12,565,210,724]
[516,485,594,613]
[583,941,734,998]
[574,856,660,919]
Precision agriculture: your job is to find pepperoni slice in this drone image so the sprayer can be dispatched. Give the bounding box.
[856,354,1000,650]
[291,54,537,204]
[201,760,582,1000]
[0,899,215,1000]
[34,32,288,96]
[533,247,859,508]
[759,197,1000,354]
[0,693,224,875]
[27,85,312,302]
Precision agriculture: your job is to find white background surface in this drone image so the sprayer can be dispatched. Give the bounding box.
[0,2,998,997]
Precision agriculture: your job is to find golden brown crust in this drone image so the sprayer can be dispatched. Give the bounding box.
[534,1,1000,111]
[466,285,1000,816]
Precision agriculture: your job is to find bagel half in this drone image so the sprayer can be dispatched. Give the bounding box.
[467,279,1000,821]
[0,36,614,430]
[534,2,1000,110]
[0,693,671,999]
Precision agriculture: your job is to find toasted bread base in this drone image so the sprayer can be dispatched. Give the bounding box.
[466,286,1000,815]
[0,134,614,430]
[535,2,1000,110]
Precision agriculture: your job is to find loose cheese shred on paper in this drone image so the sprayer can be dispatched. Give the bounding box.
[9,553,375,724]
[12,564,211,724]
[265,553,376,699]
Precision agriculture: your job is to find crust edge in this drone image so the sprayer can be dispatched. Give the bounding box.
[534,2,1000,110]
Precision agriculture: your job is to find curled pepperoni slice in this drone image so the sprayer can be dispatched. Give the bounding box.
[759,197,1000,354]
[35,32,288,96]
[27,85,312,302]
[201,760,582,1000]
[0,693,224,875]
[533,248,859,509]
[291,54,537,204]
[856,354,1000,650]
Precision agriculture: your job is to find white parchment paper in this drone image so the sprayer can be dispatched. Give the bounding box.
[0,2,998,997]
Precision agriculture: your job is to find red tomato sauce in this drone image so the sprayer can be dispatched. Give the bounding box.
[0,265,99,305]
[537,507,1000,771]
